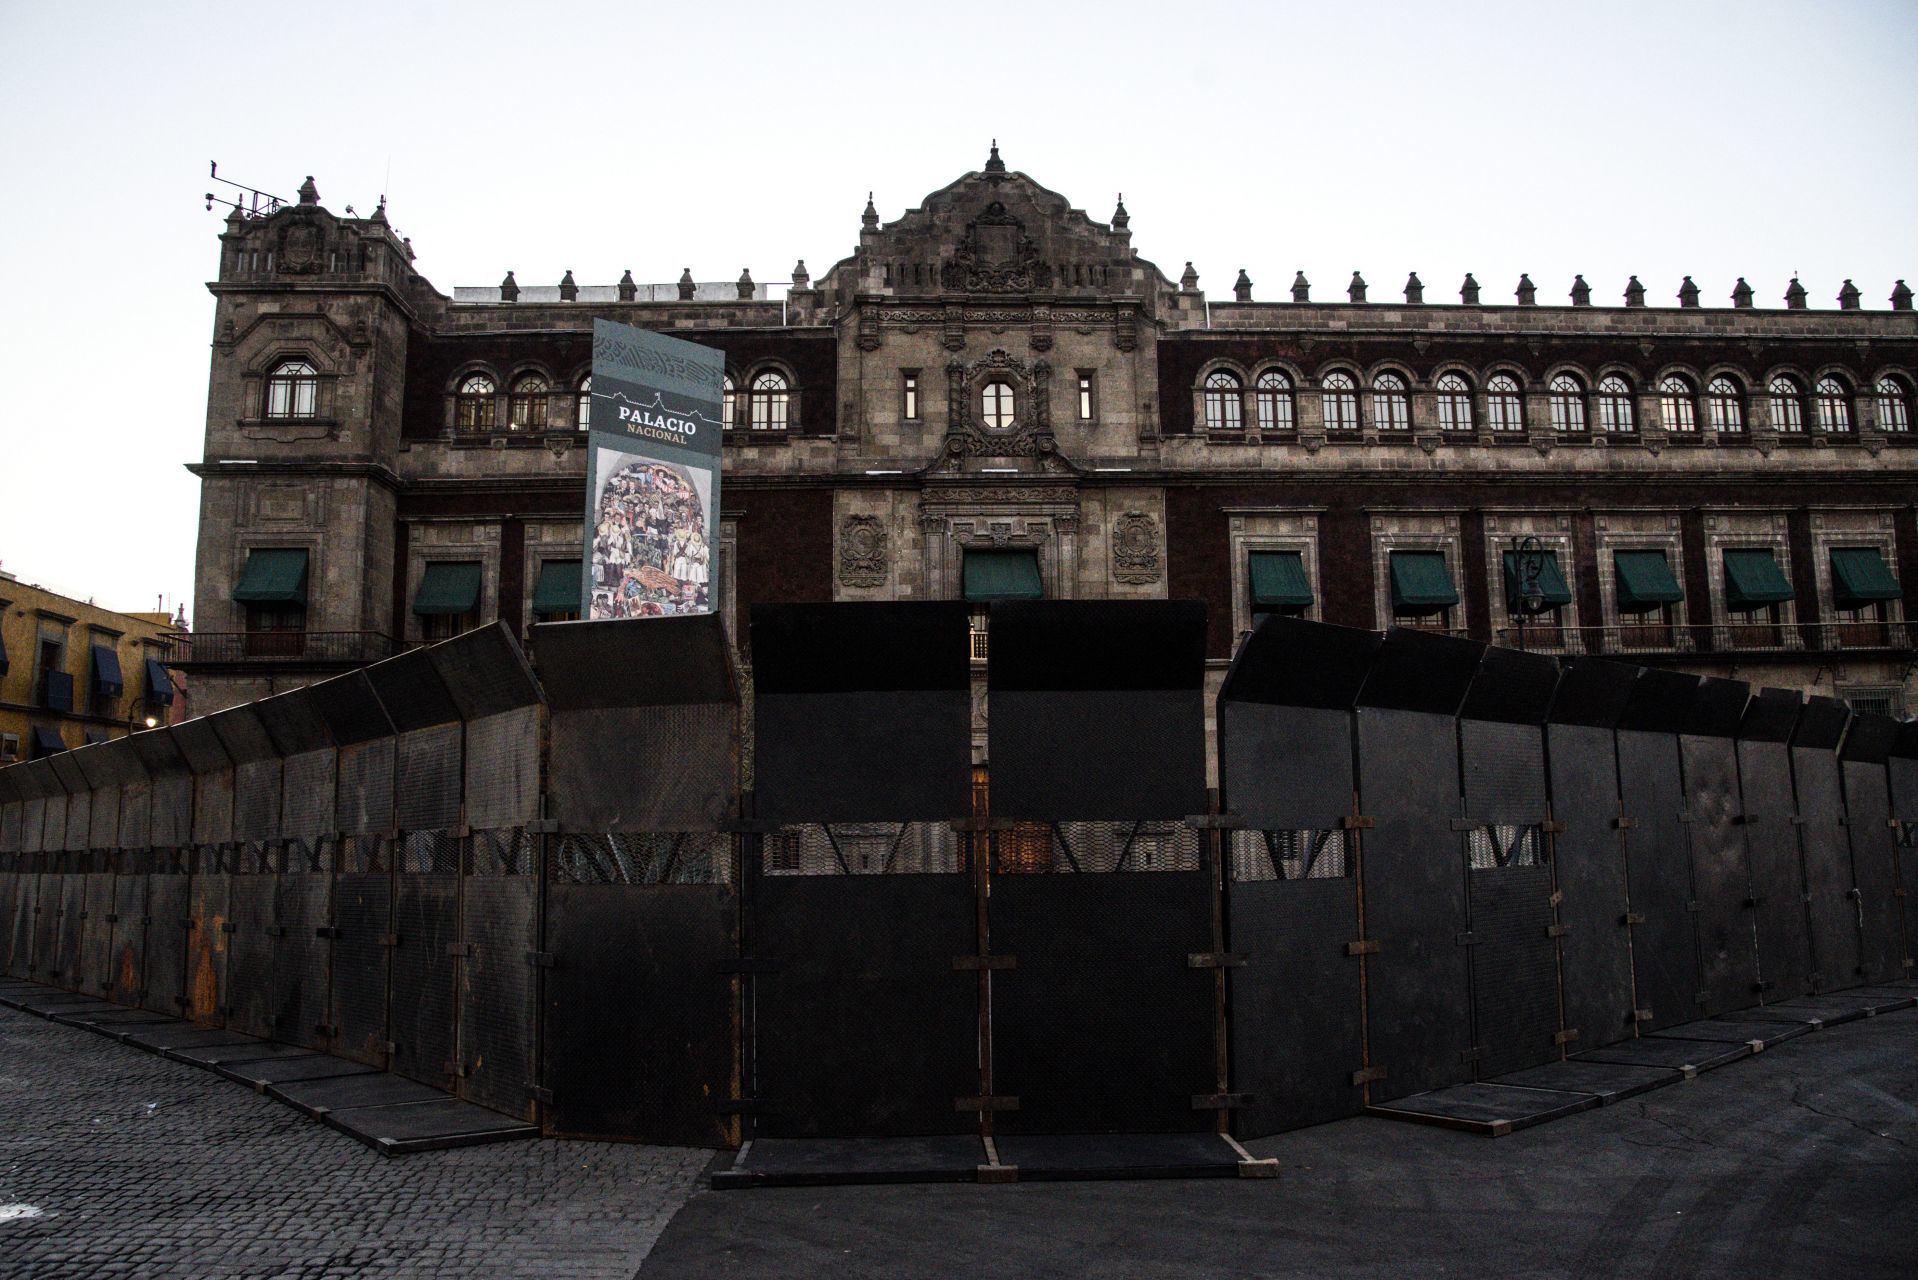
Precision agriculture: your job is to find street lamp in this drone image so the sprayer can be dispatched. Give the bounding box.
[1512,535,1547,651]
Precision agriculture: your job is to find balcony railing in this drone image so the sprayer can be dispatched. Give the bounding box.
[1496,620,1912,658]
[167,631,408,667]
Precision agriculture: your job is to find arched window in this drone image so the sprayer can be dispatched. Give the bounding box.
[1371,372,1409,431]
[508,373,549,432]
[1436,373,1474,432]
[1814,376,1852,432]
[1548,374,1586,433]
[1254,370,1294,433]
[1658,375,1697,432]
[1203,370,1243,433]
[455,373,497,432]
[575,376,592,431]
[981,380,1016,431]
[1706,376,1744,433]
[1597,375,1634,433]
[1877,376,1913,433]
[264,359,318,419]
[722,374,736,431]
[1321,371,1359,432]
[750,371,791,431]
[1768,376,1806,433]
[1486,373,1524,432]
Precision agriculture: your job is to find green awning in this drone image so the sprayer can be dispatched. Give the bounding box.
[963,550,1043,602]
[1388,550,1459,616]
[533,560,584,615]
[232,547,309,605]
[90,645,124,697]
[1501,550,1574,612]
[413,561,482,616]
[1614,550,1685,612]
[1249,551,1313,608]
[1723,548,1795,610]
[1830,547,1901,607]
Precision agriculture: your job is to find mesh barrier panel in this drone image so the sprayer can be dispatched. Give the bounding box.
[90,787,121,852]
[274,840,333,1051]
[1,868,27,979]
[42,797,67,858]
[390,832,460,1088]
[1466,861,1560,1079]
[395,727,462,833]
[464,709,540,833]
[459,831,539,1121]
[0,802,21,854]
[1794,745,1860,991]
[193,772,234,846]
[1545,723,1636,1053]
[1680,736,1759,1016]
[185,847,230,1024]
[55,874,86,990]
[64,792,91,853]
[1617,730,1702,1031]
[22,798,45,855]
[234,761,283,843]
[1737,740,1813,1002]
[82,868,116,996]
[150,776,192,850]
[555,832,737,885]
[550,704,737,833]
[336,739,396,837]
[1226,828,1351,881]
[118,780,150,852]
[224,844,280,1038]
[1842,760,1903,985]
[330,836,392,1066]
[32,870,61,982]
[988,821,1202,875]
[280,750,336,846]
[111,867,147,1005]
[761,824,957,878]
[141,854,189,1016]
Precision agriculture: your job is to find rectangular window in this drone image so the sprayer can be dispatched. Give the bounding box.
[1388,550,1460,627]
[1077,372,1095,421]
[962,549,1043,602]
[1248,551,1313,628]
[902,371,920,421]
[0,734,17,763]
[414,560,484,641]
[532,559,584,624]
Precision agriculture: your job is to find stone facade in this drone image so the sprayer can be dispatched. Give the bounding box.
[183,149,1918,742]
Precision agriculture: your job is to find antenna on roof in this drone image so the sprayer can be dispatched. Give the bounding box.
[203,161,288,219]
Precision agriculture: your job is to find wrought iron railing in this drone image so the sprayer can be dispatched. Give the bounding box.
[1496,620,1912,657]
[166,631,408,666]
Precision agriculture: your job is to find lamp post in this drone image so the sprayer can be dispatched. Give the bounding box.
[1512,535,1547,651]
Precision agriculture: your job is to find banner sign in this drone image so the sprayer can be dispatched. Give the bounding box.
[584,319,725,620]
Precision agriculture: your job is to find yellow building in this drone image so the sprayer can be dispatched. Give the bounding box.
[0,568,188,763]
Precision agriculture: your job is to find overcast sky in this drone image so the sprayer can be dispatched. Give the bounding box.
[1,0,1913,620]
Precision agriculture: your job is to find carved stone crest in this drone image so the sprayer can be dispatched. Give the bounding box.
[838,514,889,587]
[1112,511,1162,583]
[279,214,323,274]
[941,201,1053,294]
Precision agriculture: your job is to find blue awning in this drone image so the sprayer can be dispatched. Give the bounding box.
[42,669,73,714]
[31,726,65,755]
[144,657,175,705]
[91,644,124,698]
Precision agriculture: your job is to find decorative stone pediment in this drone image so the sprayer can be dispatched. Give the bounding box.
[941,202,1051,294]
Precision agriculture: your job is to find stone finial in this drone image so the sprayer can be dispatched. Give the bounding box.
[1784,276,1807,309]
[559,270,578,302]
[1731,277,1753,308]
[499,271,519,303]
[1180,261,1199,291]
[792,259,809,288]
[1404,272,1424,304]
[401,236,414,261]
[1893,279,1914,311]
[737,269,755,300]
[297,175,319,205]
[1516,274,1536,306]
[1111,194,1129,232]
[1348,271,1367,304]
[224,204,246,228]
[1233,269,1253,302]
[618,269,637,301]
[678,268,695,300]
[1460,273,1480,305]
[369,199,388,225]
[1624,275,1646,307]
[861,193,878,230]
[1291,271,1310,302]
[1570,274,1591,306]
[984,139,1006,174]
[1677,276,1699,308]
[1837,279,1861,310]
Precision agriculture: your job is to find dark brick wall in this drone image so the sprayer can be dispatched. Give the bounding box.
[732,488,834,654]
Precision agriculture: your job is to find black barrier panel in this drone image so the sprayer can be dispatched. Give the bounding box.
[1,799,20,856]
[754,866,976,1137]
[255,687,333,758]
[545,877,738,1146]
[1793,698,1860,992]
[331,837,392,1066]
[390,836,460,1090]
[1220,614,1381,712]
[1616,727,1699,1032]
[141,857,189,1017]
[185,850,230,1024]
[193,772,235,848]
[1894,726,1918,967]
[280,750,336,849]
[1840,713,1903,985]
[2,869,29,980]
[1737,690,1813,1003]
[42,791,68,859]
[118,779,149,852]
[82,864,115,997]
[1680,731,1758,1018]
[989,602,1208,821]
[55,871,87,991]
[463,708,540,834]
[1546,720,1636,1051]
[65,791,92,855]
[21,797,45,857]
[111,863,147,1006]
[428,623,544,720]
[273,843,332,1052]
[752,603,971,823]
[88,787,121,854]
[173,718,231,776]
[458,830,539,1122]
[1357,627,1485,717]
[534,616,738,832]
[336,739,395,837]
[395,726,462,833]
[233,761,283,845]
[225,846,279,1038]
[367,646,462,733]
[32,867,61,983]
[313,671,394,747]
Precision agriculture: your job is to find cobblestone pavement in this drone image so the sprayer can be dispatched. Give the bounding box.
[0,1007,711,1279]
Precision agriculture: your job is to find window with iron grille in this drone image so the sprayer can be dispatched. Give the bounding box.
[1837,686,1905,717]
[1597,374,1635,432]
[1371,372,1409,431]
[1203,370,1242,433]
[1321,371,1359,431]
[1486,373,1524,432]
[1549,374,1586,432]
[1437,372,1474,431]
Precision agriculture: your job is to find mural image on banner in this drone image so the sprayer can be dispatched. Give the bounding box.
[584,319,725,621]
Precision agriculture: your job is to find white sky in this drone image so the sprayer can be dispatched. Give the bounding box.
[1,0,1913,621]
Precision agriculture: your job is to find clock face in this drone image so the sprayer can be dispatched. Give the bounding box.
[981,381,1016,433]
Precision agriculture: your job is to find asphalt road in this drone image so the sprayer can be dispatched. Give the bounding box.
[643,1009,1918,1279]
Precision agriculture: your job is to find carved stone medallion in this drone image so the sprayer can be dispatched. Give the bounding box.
[1112,511,1162,583]
[838,514,889,587]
